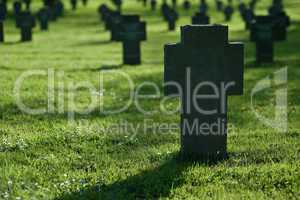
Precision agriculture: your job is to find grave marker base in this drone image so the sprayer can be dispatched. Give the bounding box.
[123,41,141,65]
[256,42,274,63]
[21,28,32,42]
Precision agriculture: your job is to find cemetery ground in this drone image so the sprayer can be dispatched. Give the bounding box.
[0,0,300,199]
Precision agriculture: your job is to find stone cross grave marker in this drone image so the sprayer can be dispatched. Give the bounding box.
[272,11,290,41]
[0,0,6,42]
[249,0,257,10]
[165,8,178,31]
[16,11,36,42]
[172,0,176,9]
[1,0,6,13]
[150,0,157,11]
[269,0,283,16]
[82,0,87,6]
[241,7,254,30]
[215,0,223,12]
[199,0,208,14]
[250,15,290,63]
[23,0,31,11]
[164,25,244,160]
[116,15,146,65]
[109,11,122,41]
[183,0,190,10]
[53,0,64,19]
[192,12,210,25]
[98,4,110,26]
[224,4,234,21]
[142,0,147,7]
[13,1,22,16]
[161,1,169,21]
[37,7,50,31]
[70,0,77,10]
[112,0,122,12]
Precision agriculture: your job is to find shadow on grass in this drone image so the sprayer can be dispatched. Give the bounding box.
[1,41,23,45]
[94,64,123,71]
[71,39,113,47]
[55,153,221,200]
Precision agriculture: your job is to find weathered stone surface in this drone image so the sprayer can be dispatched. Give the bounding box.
[164,25,244,160]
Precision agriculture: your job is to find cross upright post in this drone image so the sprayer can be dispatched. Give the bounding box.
[70,0,77,10]
[37,7,50,31]
[224,4,234,21]
[16,11,36,42]
[164,25,244,160]
[215,0,223,12]
[13,1,22,17]
[150,0,157,11]
[165,9,178,31]
[183,0,190,10]
[116,15,147,65]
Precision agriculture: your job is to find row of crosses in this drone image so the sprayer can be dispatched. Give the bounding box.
[0,0,67,43]
[98,4,146,65]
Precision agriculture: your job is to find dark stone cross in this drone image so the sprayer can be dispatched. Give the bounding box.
[249,0,257,10]
[268,0,283,16]
[215,0,223,12]
[112,0,122,12]
[150,0,157,11]
[0,0,6,42]
[1,0,6,13]
[23,0,31,11]
[272,11,290,41]
[164,25,244,160]
[250,16,275,63]
[98,4,110,25]
[54,0,64,18]
[192,12,210,25]
[224,4,234,21]
[109,11,122,41]
[103,10,121,36]
[165,8,178,31]
[161,1,170,21]
[142,0,147,7]
[183,0,190,10]
[70,0,77,10]
[171,0,177,9]
[116,15,146,65]
[238,1,246,16]
[13,1,22,16]
[16,11,36,42]
[241,8,254,30]
[37,7,50,31]
[43,0,53,7]
[82,0,87,6]
[199,0,208,14]
[250,14,289,63]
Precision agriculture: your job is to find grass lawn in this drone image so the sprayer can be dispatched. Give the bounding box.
[0,0,300,199]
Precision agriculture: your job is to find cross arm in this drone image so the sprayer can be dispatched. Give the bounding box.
[224,42,244,96]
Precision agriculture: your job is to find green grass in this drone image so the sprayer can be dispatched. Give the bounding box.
[0,0,300,199]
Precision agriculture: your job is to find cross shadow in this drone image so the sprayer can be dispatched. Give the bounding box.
[245,60,289,68]
[1,41,22,45]
[91,64,123,71]
[72,40,113,47]
[55,153,222,200]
